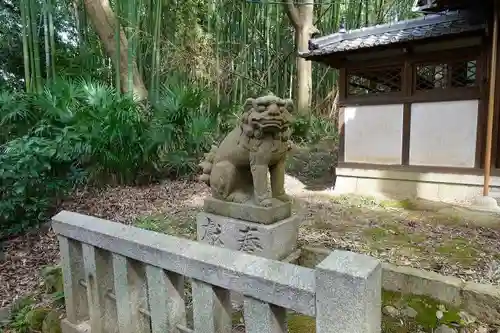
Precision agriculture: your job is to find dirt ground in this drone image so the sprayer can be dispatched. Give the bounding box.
[58,178,500,287]
[1,141,499,310]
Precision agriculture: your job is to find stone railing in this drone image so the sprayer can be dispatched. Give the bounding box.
[52,210,382,333]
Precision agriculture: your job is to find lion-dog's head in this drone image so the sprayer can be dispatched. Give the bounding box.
[240,93,293,140]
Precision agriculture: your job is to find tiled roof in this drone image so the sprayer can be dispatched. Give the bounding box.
[300,11,486,59]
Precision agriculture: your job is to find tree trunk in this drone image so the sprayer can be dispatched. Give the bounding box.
[284,0,317,114]
[83,0,148,101]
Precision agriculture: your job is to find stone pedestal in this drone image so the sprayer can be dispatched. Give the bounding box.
[203,197,292,225]
[196,198,300,309]
[196,212,300,261]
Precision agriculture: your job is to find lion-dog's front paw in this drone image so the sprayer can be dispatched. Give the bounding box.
[275,193,292,203]
[259,198,283,207]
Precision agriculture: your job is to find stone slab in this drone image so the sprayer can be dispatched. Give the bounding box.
[203,197,291,224]
[196,212,300,261]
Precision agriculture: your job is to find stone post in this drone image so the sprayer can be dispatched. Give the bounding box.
[315,250,382,333]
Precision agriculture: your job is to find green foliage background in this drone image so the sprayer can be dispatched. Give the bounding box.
[0,0,417,236]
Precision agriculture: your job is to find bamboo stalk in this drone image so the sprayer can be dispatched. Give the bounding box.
[115,0,121,94]
[126,0,135,94]
[25,0,35,92]
[29,0,42,93]
[48,0,56,80]
[43,0,50,82]
[20,0,31,92]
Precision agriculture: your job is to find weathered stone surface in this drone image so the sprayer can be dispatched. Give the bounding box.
[145,265,186,333]
[82,244,117,333]
[315,250,382,333]
[198,94,294,208]
[203,197,291,224]
[196,212,300,261]
[461,282,500,325]
[299,245,500,325]
[382,262,463,307]
[52,211,316,316]
[243,296,287,333]
[192,280,232,333]
[58,236,88,324]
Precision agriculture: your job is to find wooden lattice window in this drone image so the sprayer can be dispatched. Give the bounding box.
[347,67,402,96]
[415,59,477,91]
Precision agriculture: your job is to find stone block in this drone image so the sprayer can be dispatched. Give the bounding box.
[146,265,186,333]
[58,236,88,324]
[382,263,463,307]
[203,197,291,224]
[192,280,232,333]
[315,250,382,333]
[462,282,500,325]
[243,296,287,333]
[196,212,299,261]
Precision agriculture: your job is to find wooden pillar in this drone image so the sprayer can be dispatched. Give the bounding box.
[483,5,499,196]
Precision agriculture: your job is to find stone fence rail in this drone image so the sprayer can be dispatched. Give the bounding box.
[52,210,382,333]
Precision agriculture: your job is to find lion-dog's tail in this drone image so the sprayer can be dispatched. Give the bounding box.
[198,145,217,186]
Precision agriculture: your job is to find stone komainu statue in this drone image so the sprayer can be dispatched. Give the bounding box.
[198,94,294,207]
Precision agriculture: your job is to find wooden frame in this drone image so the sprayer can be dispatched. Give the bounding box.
[334,42,493,174]
[345,66,404,99]
[339,46,484,106]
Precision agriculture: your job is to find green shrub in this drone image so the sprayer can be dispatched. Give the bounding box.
[0,135,85,236]
[0,77,336,236]
[291,114,337,144]
[0,77,231,236]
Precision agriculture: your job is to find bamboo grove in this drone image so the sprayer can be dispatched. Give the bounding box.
[12,0,417,112]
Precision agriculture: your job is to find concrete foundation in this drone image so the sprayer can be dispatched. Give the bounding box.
[334,166,500,205]
[470,196,500,213]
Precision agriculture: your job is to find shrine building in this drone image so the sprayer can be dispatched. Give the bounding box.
[300,0,500,210]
